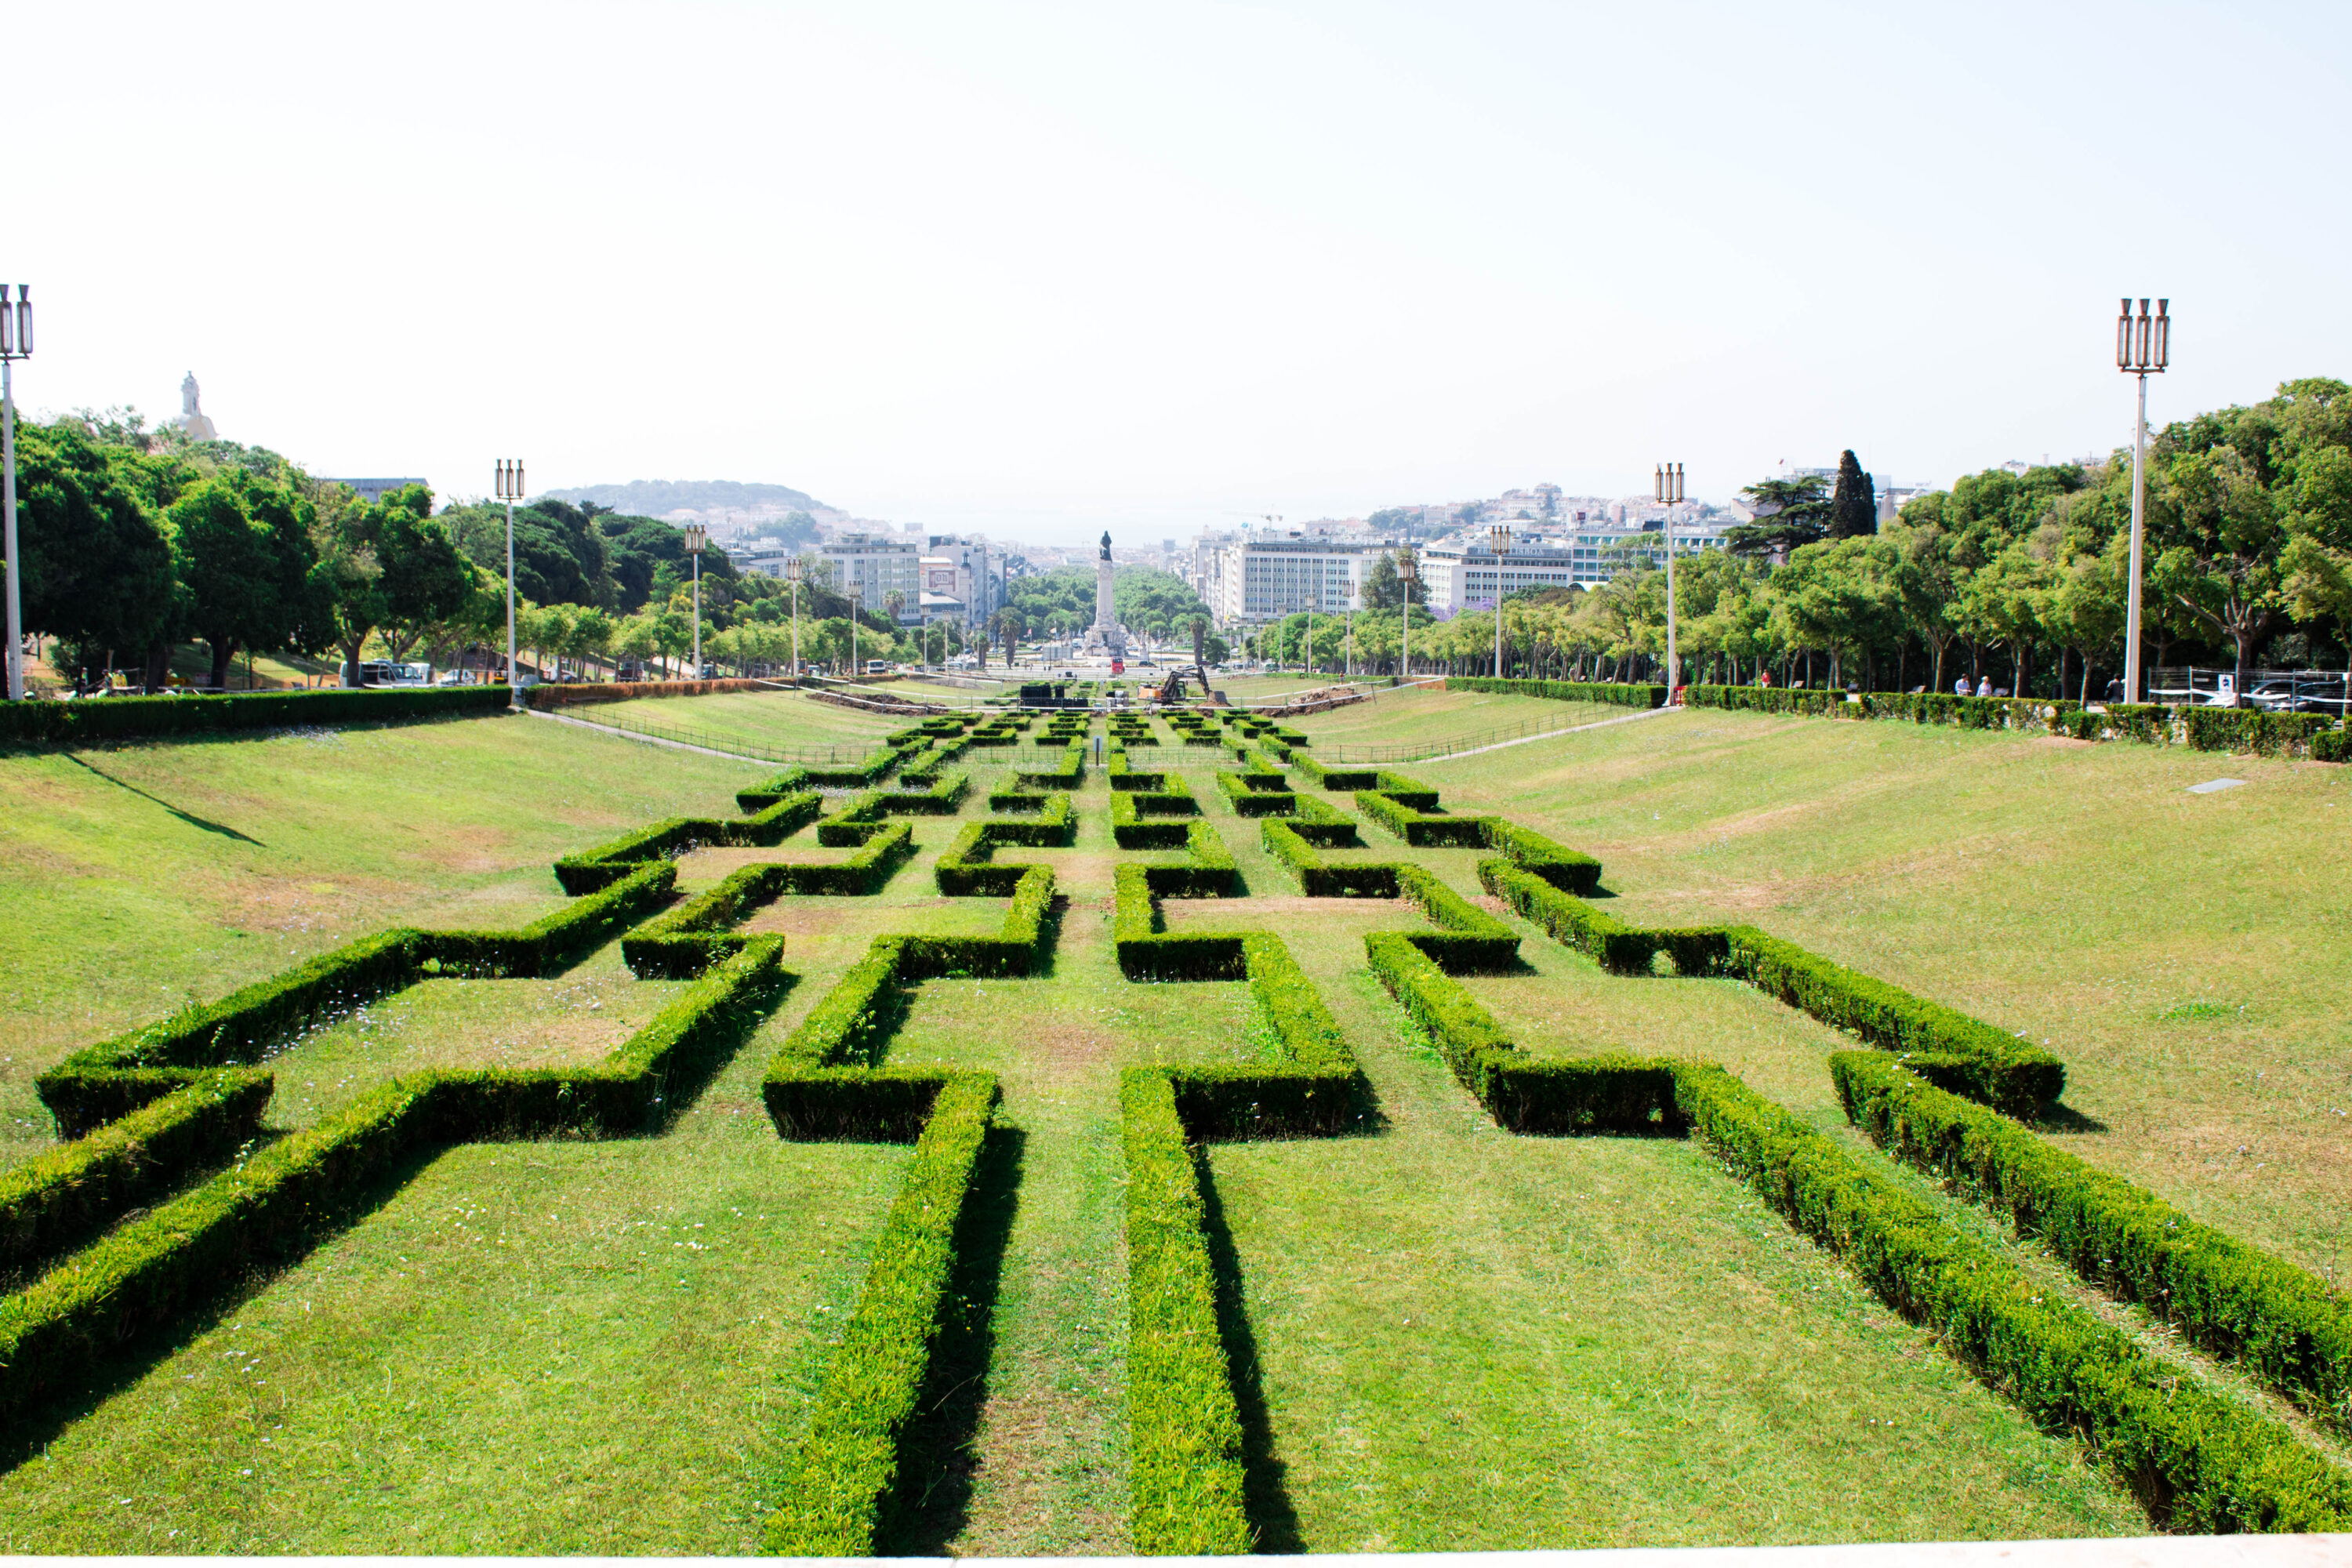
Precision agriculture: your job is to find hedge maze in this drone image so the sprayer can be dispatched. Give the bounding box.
[5,703,2349,1548]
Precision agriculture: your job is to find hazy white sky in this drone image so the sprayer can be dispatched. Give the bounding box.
[16,1,2350,544]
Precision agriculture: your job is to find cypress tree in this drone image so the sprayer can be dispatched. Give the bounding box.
[1830,449,1878,537]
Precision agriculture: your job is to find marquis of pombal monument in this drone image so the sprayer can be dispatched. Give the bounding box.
[1083,530,1127,657]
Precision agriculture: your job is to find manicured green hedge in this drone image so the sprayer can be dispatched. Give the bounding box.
[421,863,677,979]
[1835,1051,2352,1430]
[1353,788,1493,847]
[1722,927,2063,1118]
[1478,860,1727,978]
[1679,685,2352,760]
[1259,818,1397,898]
[1445,675,1666,710]
[1365,935,1679,1134]
[903,867,1055,978]
[737,768,814,811]
[1113,790,1192,849]
[775,938,910,1071]
[0,1071,272,1274]
[1113,866,1244,981]
[554,790,820,892]
[1394,866,1519,971]
[7,940,787,1429]
[764,1073,1000,1555]
[1479,820,1601,894]
[804,745,916,787]
[0,684,511,750]
[1015,738,1087,789]
[1120,1069,1252,1555]
[1675,1062,2352,1533]
[38,927,433,1135]
[1287,753,1382,791]
[936,802,1076,895]
[2184,708,2335,757]
[1213,769,1295,817]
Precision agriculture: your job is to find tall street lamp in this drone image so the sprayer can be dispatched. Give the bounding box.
[1487,524,1513,677]
[2118,297,2170,706]
[849,585,862,678]
[1657,462,1685,695]
[786,557,804,677]
[684,523,706,677]
[1398,546,1417,680]
[1,285,29,702]
[495,458,524,709]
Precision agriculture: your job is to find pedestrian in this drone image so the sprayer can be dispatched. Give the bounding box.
[1976,676,1992,698]
[1954,676,1969,697]
[2105,677,2123,703]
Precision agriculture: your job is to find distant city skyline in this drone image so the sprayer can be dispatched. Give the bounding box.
[16,2,2350,550]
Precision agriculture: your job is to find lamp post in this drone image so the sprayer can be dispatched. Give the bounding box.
[2118,297,2170,706]
[495,458,524,709]
[1487,524,1513,677]
[683,523,706,678]
[1398,546,1417,681]
[786,557,804,677]
[0,285,29,702]
[1656,462,1685,696]
[849,585,862,678]
[1344,583,1356,680]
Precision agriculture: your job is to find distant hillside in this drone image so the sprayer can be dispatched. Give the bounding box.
[541,478,828,514]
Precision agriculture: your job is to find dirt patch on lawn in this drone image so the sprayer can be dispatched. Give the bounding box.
[2033,735,2095,750]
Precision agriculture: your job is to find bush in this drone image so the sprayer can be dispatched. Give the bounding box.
[1353,788,1492,847]
[1444,675,1667,710]
[422,863,677,979]
[1287,753,1382,791]
[1120,1069,1252,1555]
[1015,739,1086,789]
[1112,790,1192,849]
[1213,770,1295,817]
[2185,708,2333,757]
[1675,1062,2352,1534]
[1479,820,1601,894]
[1365,935,1679,1134]
[1834,1051,2352,1430]
[1478,860,1726,978]
[0,1071,273,1274]
[0,684,510,750]
[38,927,430,1134]
[1394,866,1520,971]
[1722,927,2063,1118]
[764,1073,1000,1555]
[903,867,1055,978]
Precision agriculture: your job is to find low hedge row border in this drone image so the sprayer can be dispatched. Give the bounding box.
[1445,676,1667,710]
[620,826,918,979]
[1477,861,2063,1117]
[4,940,789,1430]
[1834,1051,2352,1432]
[0,684,513,750]
[1683,685,2349,760]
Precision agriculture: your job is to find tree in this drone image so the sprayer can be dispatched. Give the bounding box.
[168,475,319,690]
[1724,475,1832,561]
[9,418,176,687]
[314,484,474,686]
[1829,450,1877,539]
[1359,548,1425,611]
[442,499,620,611]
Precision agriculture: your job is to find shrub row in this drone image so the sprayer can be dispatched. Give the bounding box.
[1108,737,1167,793]
[804,743,918,787]
[817,773,969,844]
[0,684,511,750]
[1364,934,1680,1134]
[935,802,1076,895]
[1479,819,1601,894]
[1478,861,2062,1116]
[619,828,913,978]
[1120,1069,1252,1555]
[1444,675,1667,710]
[1113,864,1245,981]
[1723,928,2063,1118]
[1393,866,1520,972]
[1014,738,1087,789]
[902,867,1056,978]
[1676,1062,2352,1533]
[0,1071,274,1275]
[1353,788,1493,847]
[1110,778,1200,848]
[737,768,812,811]
[554,790,821,891]
[763,1073,1000,1555]
[1260,818,1397,898]
[1686,685,2349,762]
[1287,753,1381,791]
[5,941,789,1428]
[420,862,679,980]
[1478,859,1727,978]
[1161,933,1363,1139]
[1834,1051,2352,1430]
[1213,769,1295,817]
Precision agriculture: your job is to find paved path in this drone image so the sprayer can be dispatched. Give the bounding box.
[1413,703,1672,764]
[528,707,778,765]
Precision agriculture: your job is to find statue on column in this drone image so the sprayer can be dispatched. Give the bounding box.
[174,372,220,441]
[1099,531,1112,561]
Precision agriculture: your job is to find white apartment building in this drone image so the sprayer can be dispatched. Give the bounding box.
[815,533,922,623]
[1210,535,1394,626]
[1418,514,1730,615]
[920,535,1002,627]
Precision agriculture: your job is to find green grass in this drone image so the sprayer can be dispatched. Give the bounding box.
[0,1033,907,1552]
[6,691,2348,1549]
[575,691,920,754]
[0,714,764,1163]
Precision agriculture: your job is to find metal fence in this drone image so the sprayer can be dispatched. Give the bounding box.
[2147,667,2352,714]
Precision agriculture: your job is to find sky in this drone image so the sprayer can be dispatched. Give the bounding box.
[14,1,2352,546]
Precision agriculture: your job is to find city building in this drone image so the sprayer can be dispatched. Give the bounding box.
[815,532,922,622]
[919,535,1004,627]
[1207,533,1396,626]
[1416,512,1730,615]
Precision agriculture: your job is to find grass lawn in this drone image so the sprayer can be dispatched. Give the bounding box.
[573,691,919,754]
[6,694,2347,1550]
[1373,703,2352,1281]
[0,714,764,1164]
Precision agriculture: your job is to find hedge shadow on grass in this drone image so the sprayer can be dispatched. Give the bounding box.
[878,1122,1027,1555]
[1192,1151,1305,1554]
[0,1132,440,1479]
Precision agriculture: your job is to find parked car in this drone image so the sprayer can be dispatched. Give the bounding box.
[865,659,890,675]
